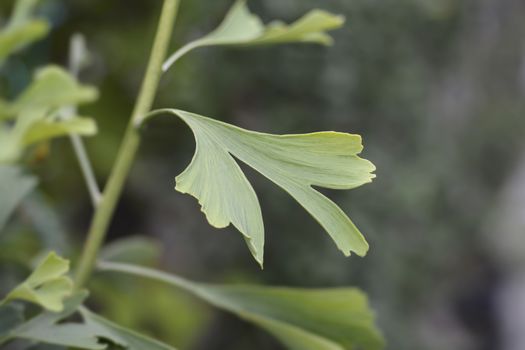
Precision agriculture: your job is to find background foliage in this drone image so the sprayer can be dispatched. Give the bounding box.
[1,0,524,349]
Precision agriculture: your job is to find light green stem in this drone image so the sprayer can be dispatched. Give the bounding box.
[74,0,179,288]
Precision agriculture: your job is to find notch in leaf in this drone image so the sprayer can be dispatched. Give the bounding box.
[1,252,73,312]
[163,0,345,71]
[143,109,376,267]
[2,291,177,349]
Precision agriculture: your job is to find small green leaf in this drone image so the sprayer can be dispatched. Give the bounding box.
[99,262,384,350]
[0,0,50,65]
[1,252,73,312]
[144,109,375,266]
[163,0,345,71]
[22,116,97,145]
[0,66,99,163]
[1,66,98,119]
[0,165,37,232]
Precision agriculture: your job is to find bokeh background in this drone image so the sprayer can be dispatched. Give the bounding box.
[1,0,525,349]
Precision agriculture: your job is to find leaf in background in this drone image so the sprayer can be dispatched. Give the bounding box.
[79,307,177,350]
[99,262,384,350]
[1,252,73,312]
[3,291,177,350]
[0,66,98,119]
[0,0,50,65]
[163,0,345,71]
[0,303,24,340]
[6,291,105,349]
[144,109,375,266]
[100,236,161,266]
[22,117,97,145]
[0,165,37,232]
[0,66,99,163]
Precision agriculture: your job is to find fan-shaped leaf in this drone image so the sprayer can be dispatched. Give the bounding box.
[163,0,344,71]
[1,252,73,312]
[143,109,375,266]
[99,262,384,350]
[0,65,98,120]
[0,66,99,163]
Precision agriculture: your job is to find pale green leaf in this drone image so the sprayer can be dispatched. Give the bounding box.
[163,0,345,71]
[22,117,97,145]
[0,165,37,232]
[0,111,98,163]
[0,66,99,163]
[144,109,375,266]
[99,262,385,350]
[0,0,50,65]
[0,65,98,119]
[1,252,73,312]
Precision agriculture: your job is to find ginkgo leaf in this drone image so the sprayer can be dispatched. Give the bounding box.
[0,65,98,120]
[0,0,50,65]
[163,0,345,71]
[2,291,178,350]
[0,112,97,163]
[0,66,99,163]
[0,165,36,232]
[99,261,385,350]
[142,109,375,266]
[1,252,73,312]
[22,117,97,145]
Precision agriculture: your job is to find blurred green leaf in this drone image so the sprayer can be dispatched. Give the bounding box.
[0,303,24,340]
[0,66,99,163]
[99,262,384,350]
[144,109,375,266]
[163,0,344,71]
[1,252,73,312]
[5,291,104,349]
[2,290,177,350]
[0,66,98,119]
[22,117,97,145]
[79,307,177,350]
[0,0,50,65]
[0,165,36,232]
[100,236,161,266]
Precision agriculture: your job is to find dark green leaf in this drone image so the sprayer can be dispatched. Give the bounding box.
[0,165,37,232]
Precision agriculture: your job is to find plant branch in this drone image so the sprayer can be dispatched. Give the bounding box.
[74,0,179,288]
[67,34,102,207]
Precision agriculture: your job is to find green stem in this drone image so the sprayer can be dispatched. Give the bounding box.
[74,0,179,288]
